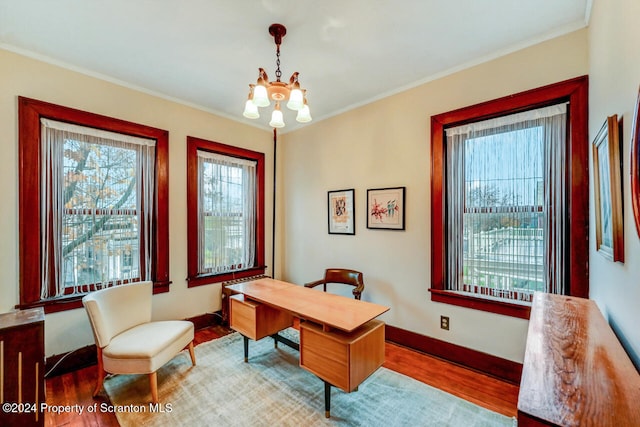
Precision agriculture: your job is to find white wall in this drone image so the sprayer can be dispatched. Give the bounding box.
[588,0,640,367]
[0,48,273,357]
[279,29,589,363]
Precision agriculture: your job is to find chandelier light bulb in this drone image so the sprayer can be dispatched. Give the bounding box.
[252,83,270,108]
[296,104,312,123]
[243,99,259,119]
[287,87,304,111]
[269,103,285,128]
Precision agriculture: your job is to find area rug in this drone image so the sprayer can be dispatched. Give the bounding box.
[104,329,516,426]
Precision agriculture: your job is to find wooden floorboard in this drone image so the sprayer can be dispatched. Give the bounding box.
[45,325,518,426]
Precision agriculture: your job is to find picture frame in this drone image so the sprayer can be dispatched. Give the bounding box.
[592,114,624,262]
[366,187,406,230]
[328,189,355,235]
[630,86,640,238]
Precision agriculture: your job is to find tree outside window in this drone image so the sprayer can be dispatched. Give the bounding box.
[19,97,169,313]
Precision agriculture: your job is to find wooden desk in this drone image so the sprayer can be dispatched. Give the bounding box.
[227,278,389,417]
[518,293,640,426]
[228,277,389,332]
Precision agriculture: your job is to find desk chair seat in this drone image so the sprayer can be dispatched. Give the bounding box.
[304,268,365,300]
[83,281,196,403]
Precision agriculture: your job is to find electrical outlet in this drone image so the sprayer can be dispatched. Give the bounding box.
[440,315,450,330]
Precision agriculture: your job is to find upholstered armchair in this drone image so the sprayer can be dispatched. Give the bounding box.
[304,268,365,300]
[82,281,195,403]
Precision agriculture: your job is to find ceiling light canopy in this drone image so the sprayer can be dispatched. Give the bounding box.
[243,23,312,128]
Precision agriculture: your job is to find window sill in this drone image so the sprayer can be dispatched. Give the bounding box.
[429,288,531,319]
[187,266,267,288]
[17,280,171,314]
[17,296,84,314]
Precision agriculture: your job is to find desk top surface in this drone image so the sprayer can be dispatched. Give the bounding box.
[227,278,389,332]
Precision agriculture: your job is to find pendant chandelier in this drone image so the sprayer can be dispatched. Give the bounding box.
[243,23,312,128]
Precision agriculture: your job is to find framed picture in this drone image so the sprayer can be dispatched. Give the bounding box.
[367,187,405,230]
[328,189,355,235]
[592,115,623,262]
[630,86,640,238]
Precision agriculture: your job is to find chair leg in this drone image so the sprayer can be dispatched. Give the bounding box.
[149,372,158,404]
[188,341,196,366]
[93,347,105,397]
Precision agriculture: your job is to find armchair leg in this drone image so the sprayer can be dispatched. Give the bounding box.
[188,341,196,366]
[149,372,158,404]
[93,347,105,397]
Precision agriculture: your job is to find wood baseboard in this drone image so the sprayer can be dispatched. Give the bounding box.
[188,312,223,330]
[45,311,223,378]
[385,324,522,385]
[45,344,97,378]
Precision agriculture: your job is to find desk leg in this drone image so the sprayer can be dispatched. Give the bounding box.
[243,335,249,363]
[271,333,300,351]
[324,381,331,418]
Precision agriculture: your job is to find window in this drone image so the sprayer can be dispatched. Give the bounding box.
[186,137,265,287]
[19,97,170,313]
[430,77,589,318]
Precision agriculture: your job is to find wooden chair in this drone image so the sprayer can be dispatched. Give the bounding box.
[304,268,365,300]
[82,281,196,403]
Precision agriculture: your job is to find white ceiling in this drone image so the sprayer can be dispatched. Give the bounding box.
[0,0,590,132]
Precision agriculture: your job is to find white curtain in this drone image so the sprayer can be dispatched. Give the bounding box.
[40,118,155,298]
[445,103,567,300]
[197,150,256,274]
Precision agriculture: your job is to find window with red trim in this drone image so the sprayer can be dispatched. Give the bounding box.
[186,136,266,287]
[18,97,170,313]
[430,77,589,319]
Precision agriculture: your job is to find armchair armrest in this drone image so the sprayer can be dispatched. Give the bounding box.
[304,279,326,288]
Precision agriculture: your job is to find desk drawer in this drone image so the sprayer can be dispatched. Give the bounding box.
[300,319,384,392]
[230,294,293,340]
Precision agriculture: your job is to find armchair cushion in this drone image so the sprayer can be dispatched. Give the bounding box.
[103,320,194,374]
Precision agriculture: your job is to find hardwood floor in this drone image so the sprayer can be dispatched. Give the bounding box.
[384,342,518,418]
[45,325,518,426]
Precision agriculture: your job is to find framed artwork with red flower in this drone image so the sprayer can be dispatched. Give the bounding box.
[367,187,405,230]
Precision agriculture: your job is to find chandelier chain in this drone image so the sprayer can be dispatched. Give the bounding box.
[275,45,282,82]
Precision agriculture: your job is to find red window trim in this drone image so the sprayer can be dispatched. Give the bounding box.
[185,136,266,288]
[18,97,170,313]
[430,76,589,319]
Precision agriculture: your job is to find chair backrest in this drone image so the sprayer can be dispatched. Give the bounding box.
[324,268,363,287]
[324,268,364,299]
[82,281,153,348]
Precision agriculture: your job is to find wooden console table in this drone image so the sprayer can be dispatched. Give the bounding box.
[518,293,640,426]
[227,277,389,418]
[0,307,45,427]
